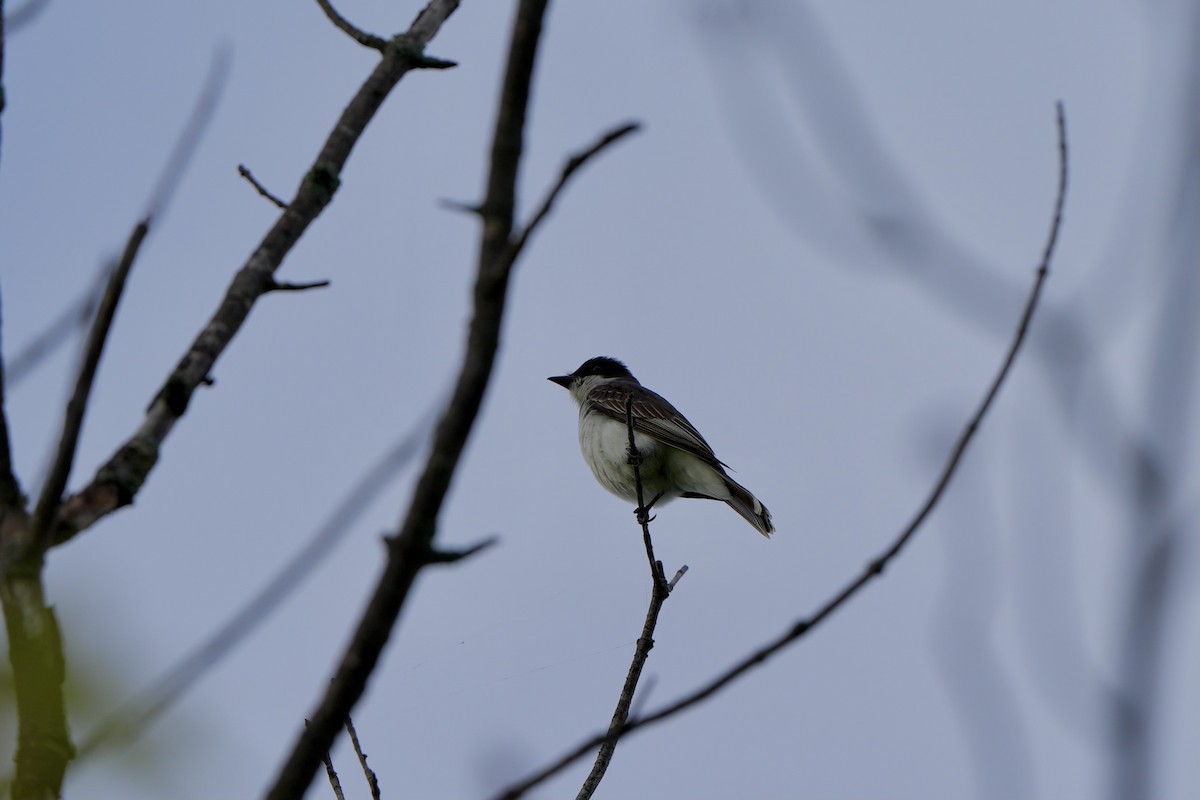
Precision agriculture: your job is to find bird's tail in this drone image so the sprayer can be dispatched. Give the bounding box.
[723,477,774,537]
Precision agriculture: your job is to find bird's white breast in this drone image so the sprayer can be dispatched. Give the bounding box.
[577,408,669,504]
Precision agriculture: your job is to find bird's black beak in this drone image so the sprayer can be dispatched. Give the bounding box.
[548,374,573,389]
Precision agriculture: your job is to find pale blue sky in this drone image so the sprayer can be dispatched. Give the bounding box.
[2,1,1196,798]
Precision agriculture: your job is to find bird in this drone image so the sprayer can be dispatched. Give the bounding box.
[549,356,774,536]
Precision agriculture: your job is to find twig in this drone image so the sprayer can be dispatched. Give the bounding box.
[74,409,435,760]
[345,717,381,800]
[314,0,386,50]
[311,720,346,800]
[506,122,640,264]
[49,0,462,547]
[26,223,148,547]
[0,296,23,510]
[492,101,1068,800]
[268,279,331,293]
[238,164,288,209]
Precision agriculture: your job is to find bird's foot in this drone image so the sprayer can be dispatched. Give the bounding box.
[635,492,664,525]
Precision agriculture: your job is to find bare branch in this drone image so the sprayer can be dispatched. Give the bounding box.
[50,2,463,546]
[145,49,230,219]
[345,718,381,800]
[26,223,148,547]
[314,0,385,51]
[493,101,1068,800]
[0,0,6,134]
[507,121,640,265]
[268,279,331,293]
[574,399,682,799]
[0,294,23,510]
[311,720,346,800]
[406,0,460,44]
[239,164,288,209]
[5,0,51,31]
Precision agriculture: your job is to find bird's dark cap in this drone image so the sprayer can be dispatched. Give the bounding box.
[548,356,633,387]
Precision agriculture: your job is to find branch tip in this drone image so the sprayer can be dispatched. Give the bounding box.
[427,535,499,565]
[439,198,483,216]
[268,279,332,293]
[238,164,288,209]
[315,0,386,50]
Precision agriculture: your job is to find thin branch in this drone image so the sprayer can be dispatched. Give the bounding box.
[345,718,381,800]
[0,0,20,506]
[74,409,435,760]
[239,164,288,209]
[493,101,1068,800]
[268,279,331,293]
[311,720,346,800]
[0,0,6,125]
[424,535,499,564]
[574,399,682,799]
[0,291,23,510]
[314,0,386,50]
[507,121,640,264]
[27,221,149,547]
[625,396,665,588]
[145,49,230,219]
[5,0,51,32]
[50,1,462,547]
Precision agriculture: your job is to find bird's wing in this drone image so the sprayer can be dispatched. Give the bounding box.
[587,381,728,470]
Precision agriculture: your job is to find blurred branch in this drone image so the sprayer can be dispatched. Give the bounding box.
[0,297,22,510]
[575,400,682,799]
[49,2,461,547]
[75,409,435,760]
[1111,29,1200,796]
[1,574,72,800]
[6,265,107,387]
[0,0,13,510]
[493,103,1067,800]
[313,720,346,800]
[5,0,50,32]
[0,0,6,140]
[314,0,385,50]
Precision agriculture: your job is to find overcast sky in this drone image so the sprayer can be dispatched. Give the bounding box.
[2,0,1197,798]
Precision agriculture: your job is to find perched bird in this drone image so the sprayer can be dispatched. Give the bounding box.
[549,356,774,536]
